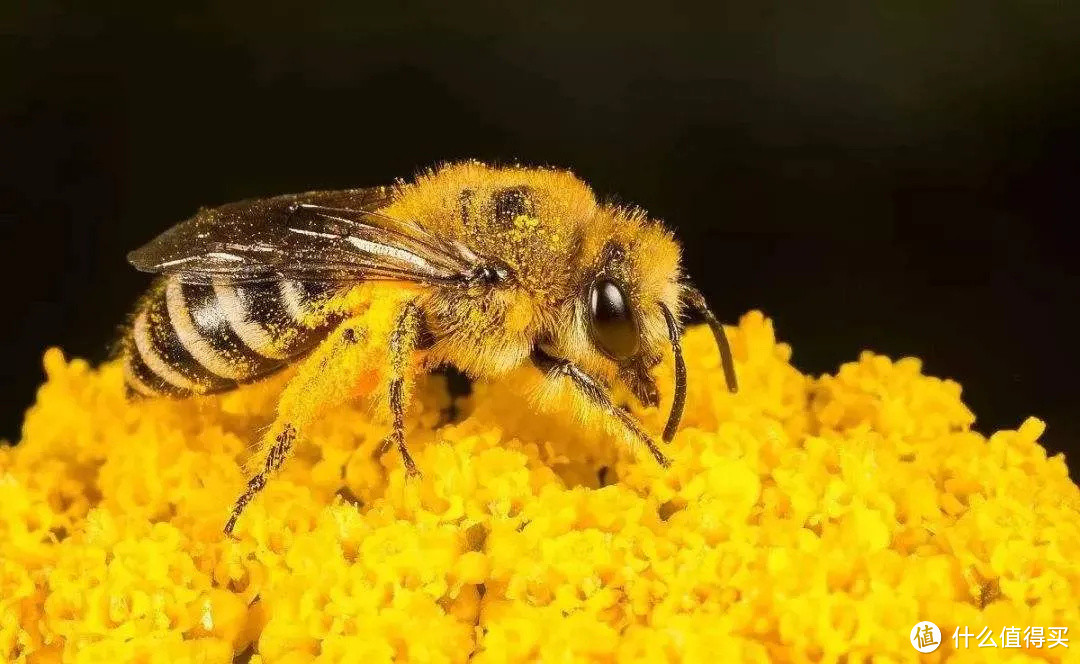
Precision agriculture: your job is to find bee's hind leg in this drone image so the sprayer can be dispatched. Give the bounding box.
[223,315,377,535]
[531,347,671,468]
[224,423,296,535]
[376,300,425,477]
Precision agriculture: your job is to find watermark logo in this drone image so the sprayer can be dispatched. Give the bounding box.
[911,621,942,653]
[953,625,1069,649]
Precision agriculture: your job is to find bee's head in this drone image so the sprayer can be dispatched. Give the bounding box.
[562,208,685,410]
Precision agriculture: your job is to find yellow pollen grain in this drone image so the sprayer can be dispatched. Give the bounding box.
[1,311,1078,663]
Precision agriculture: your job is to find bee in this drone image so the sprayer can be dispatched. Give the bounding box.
[122,161,738,534]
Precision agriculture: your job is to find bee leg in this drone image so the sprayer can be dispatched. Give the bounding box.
[223,316,375,535]
[224,424,295,535]
[376,301,424,477]
[680,282,738,393]
[531,348,671,468]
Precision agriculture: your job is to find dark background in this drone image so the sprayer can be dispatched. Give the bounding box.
[2,2,1078,475]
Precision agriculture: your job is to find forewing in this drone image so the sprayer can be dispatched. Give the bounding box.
[128,187,476,285]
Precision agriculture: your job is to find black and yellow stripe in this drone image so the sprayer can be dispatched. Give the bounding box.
[123,277,340,399]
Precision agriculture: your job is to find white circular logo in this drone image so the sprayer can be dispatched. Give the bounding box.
[910,621,942,653]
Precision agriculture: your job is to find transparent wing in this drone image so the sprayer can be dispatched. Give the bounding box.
[127,186,479,285]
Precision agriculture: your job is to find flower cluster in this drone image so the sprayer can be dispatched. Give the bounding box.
[2,312,1077,662]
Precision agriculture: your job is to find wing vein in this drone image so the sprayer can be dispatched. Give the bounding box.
[128,187,481,287]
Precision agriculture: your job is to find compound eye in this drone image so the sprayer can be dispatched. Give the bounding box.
[588,278,640,359]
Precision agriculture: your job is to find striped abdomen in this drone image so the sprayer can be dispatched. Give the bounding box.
[122,277,342,399]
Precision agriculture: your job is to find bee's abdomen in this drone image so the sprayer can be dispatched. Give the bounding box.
[123,278,340,399]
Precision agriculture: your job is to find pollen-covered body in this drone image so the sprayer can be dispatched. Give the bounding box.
[121,161,737,532]
[387,162,684,382]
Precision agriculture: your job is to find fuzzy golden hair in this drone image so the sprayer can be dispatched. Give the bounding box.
[383,161,684,388]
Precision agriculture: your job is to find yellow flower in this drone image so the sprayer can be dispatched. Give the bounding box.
[2,312,1078,663]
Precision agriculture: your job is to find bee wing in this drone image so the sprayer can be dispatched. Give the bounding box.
[127,186,479,285]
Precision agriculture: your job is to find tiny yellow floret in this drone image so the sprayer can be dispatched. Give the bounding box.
[1,312,1078,662]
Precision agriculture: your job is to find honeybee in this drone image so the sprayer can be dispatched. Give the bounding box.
[122,161,737,534]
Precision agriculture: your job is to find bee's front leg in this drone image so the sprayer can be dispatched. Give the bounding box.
[376,300,425,477]
[530,348,671,468]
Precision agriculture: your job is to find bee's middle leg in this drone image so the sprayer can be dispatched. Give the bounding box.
[531,348,671,468]
[376,300,425,477]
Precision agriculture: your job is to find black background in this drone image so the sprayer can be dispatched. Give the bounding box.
[2,2,1077,477]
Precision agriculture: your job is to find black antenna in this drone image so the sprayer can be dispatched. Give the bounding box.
[660,303,687,442]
